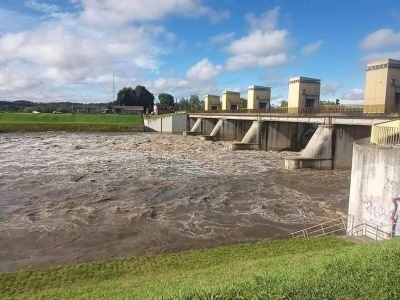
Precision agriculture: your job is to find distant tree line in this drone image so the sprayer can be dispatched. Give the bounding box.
[0,100,108,114]
[1,85,205,114]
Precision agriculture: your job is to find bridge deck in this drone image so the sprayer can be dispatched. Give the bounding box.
[188,113,395,126]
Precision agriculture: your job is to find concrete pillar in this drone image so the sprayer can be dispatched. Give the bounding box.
[285,125,333,170]
[348,138,400,239]
[210,119,224,137]
[191,118,202,132]
[301,125,333,159]
[200,119,224,141]
[183,118,202,136]
[231,121,262,151]
[241,121,262,143]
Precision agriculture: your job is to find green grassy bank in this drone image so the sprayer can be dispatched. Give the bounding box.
[1,237,399,299]
[0,113,143,132]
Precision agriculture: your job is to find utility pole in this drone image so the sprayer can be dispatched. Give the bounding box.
[113,71,115,102]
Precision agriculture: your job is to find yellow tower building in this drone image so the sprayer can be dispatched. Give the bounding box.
[204,95,220,111]
[222,91,240,111]
[288,77,321,113]
[247,86,271,110]
[364,59,400,113]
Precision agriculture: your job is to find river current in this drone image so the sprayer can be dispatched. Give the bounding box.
[0,132,350,271]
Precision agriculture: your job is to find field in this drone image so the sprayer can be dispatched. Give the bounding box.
[1,237,399,299]
[0,113,143,132]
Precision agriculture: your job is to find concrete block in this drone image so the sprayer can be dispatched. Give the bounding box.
[285,157,332,170]
[200,135,215,141]
[231,143,260,151]
[183,131,202,136]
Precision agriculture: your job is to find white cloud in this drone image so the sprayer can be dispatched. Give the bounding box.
[186,59,222,80]
[361,28,400,51]
[301,40,323,56]
[225,53,287,71]
[227,30,289,56]
[361,51,400,62]
[245,7,280,32]
[142,58,223,99]
[209,32,235,44]
[25,0,59,14]
[321,82,343,96]
[224,7,290,71]
[79,0,229,27]
[341,89,364,101]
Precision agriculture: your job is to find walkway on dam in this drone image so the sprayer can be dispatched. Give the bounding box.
[188,112,396,126]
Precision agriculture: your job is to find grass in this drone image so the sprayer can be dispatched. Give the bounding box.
[0,113,144,132]
[1,237,400,299]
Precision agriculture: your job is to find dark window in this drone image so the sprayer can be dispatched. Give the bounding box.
[306,99,315,108]
[230,104,238,110]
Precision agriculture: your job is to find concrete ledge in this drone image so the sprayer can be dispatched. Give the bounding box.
[200,135,215,141]
[231,143,260,151]
[285,156,332,170]
[183,131,201,136]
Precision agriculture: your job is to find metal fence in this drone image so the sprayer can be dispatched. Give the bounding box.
[290,216,348,238]
[191,104,400,116]
[291,215,398,241]
[370,124,400,146]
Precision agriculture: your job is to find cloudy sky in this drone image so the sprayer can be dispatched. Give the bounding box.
[0,0,399,104]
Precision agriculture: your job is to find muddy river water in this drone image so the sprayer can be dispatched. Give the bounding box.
[0,132,350,271]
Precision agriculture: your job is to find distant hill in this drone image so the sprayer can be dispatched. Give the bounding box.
[0,100,111,113]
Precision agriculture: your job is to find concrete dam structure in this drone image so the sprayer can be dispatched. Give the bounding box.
[185,114,381,170]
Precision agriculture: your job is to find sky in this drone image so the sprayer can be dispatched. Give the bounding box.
[0,0,399,104]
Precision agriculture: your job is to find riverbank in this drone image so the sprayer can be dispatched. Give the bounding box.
[1,236,398,299]
[0,113,143,132]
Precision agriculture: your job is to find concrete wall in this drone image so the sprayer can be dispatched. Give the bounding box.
[222,91,240,110]
[288,77,321,111]
[144,114,188,133]
[201,118,218,136]
[348,139,400,237]
[364,59,400,113]
[334,125,371,169]
[247,86,271,109]
[264,122,307,151]
[205,95,220,111]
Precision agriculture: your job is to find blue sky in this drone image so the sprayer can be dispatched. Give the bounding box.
[0,0,399,104]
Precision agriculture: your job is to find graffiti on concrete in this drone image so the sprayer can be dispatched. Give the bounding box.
[384,179,400,193]
[362,196,391,222]
[390,197,400,237]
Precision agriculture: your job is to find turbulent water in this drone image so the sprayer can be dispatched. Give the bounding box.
[0,132,350,271]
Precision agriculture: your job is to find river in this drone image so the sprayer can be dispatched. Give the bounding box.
[0,132,350,271]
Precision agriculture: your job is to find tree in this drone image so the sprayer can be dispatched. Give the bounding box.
[116,87,136,106]
[321,100,335,105]
[158,93,175,107]
[188,94,204,111]
[177,97,189,111]
[135,85,155,110]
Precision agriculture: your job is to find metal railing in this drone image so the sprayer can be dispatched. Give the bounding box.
[370,121,400,146]
[348,220,397,241]
[290,216,348,238]
[291,215,398,241]
[191,104,400,116]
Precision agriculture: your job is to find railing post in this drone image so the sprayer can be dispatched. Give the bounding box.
[375,224,379,241]
[321,224,325,235]
[363,222,366,236]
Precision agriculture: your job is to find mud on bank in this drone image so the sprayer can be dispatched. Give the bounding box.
[0,132,350,271]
